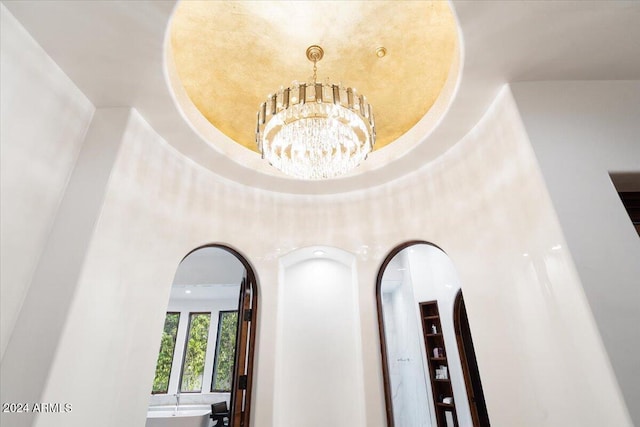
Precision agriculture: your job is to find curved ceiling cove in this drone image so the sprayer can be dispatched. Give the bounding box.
[9,1,635,194]
[168,0,459,155]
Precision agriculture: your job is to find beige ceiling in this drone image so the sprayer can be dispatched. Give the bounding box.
[170,1,458,152]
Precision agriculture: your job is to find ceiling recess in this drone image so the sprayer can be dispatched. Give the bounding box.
[169,0,458,153]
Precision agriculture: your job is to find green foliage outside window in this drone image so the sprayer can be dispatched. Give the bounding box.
[180,313,211,392]
[152,312,180,394]
[212,311,238,392]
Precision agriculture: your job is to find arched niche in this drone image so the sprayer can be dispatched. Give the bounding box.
[377,241,486,427]
[148,244,258,427]
[273,246,366,427]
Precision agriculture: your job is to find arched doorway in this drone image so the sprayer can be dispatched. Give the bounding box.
[149,244,258,427]
[376,241,485,427]
[453,291,490,427]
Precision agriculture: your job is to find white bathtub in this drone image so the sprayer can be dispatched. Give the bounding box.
[145,408,211,427]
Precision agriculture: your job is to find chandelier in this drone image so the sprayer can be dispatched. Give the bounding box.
[256,45,376,180]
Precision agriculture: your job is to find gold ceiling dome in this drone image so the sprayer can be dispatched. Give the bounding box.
[169,1,459,176]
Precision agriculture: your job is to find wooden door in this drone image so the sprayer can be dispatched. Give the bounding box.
[230,274,256,427]
[454,292,490,427]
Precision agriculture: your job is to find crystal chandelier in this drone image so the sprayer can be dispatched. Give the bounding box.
[256,46,376,180]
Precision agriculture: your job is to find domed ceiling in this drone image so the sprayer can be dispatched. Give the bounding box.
[7,1,637,193]
[169,0,459,154]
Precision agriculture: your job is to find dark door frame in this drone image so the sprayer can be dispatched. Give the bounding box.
[375,240,447,427]
[453,291,490,427]
[180,244,259,427]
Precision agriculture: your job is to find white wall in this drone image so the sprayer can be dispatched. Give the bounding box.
[0,4,94,358]
[511,81,640,425]
[22,109,183,427]
[0,107,129,427]
[274,247,366,427]
[3,86,631,427]
[0,13,633,426]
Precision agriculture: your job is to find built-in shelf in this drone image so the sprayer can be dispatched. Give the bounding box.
[420,300,459,427]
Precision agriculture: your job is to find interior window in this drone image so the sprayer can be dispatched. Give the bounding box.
[151,312,180,394]
[212,310,239,392]
[147,245,258,427]
[180,312,212,392]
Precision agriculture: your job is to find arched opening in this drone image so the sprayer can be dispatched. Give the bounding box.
[377,241,487,427]
[453,291,490,427]
[148,244,258,427]
[273,246,366,427]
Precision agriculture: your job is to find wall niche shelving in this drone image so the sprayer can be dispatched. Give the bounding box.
[420,300,459,427]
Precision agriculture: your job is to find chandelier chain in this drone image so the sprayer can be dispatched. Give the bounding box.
[312,60,317,83]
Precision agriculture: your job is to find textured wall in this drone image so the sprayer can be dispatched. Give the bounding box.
[23,88,630,427]
[0,11,632,424]
[0,4,94,358]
